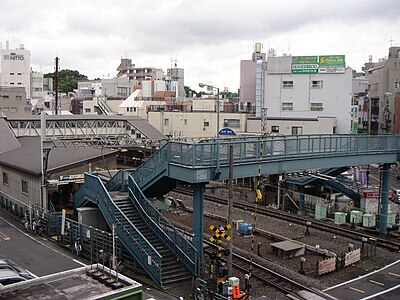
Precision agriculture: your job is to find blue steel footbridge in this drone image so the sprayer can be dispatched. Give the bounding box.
[75,134,400,286]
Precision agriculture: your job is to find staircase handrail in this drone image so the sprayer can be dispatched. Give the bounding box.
[128,175,197,275]
[96,97,113,115]
[132,142,171,189]
[73,182,87,208]
[84,173,163,285]
[106,169,128,192]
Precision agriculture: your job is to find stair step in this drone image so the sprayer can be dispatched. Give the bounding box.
[163,275,193,285]
[161,272,191,283]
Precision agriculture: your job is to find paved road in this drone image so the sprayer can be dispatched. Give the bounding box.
[0,212,180,299]
[325,259,400,299]
[0,213,83,276]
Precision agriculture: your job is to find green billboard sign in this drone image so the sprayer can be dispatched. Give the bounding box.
[292,56,318,74]
[319,55,345,67]
[292,56,318,65]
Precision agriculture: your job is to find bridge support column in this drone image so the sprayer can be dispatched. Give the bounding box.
[299,185,305,213]
[192,183,205,275]
[378,163,391,234]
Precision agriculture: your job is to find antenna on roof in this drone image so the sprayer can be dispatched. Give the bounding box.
[388,37,394,47]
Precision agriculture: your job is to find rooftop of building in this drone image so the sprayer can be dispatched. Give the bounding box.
[0,136,118,175]
[0,265,142,300]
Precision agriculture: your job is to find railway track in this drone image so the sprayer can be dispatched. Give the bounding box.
[174,187,400,252]
[203,241,323,299]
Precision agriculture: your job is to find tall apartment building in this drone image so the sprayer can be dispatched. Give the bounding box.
[0,42,31,99]
[363,47,400,134]
[263,54,352,134]
[166,67,185,98]
[31,71,44,100]
[239,43,267,114]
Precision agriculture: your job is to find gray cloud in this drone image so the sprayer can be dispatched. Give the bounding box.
[1,0,399,90]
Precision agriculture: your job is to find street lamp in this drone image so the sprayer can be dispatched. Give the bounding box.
[199,83,221,179]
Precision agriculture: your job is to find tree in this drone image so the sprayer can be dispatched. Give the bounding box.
[184,86,202,98]
[44,69,89,94]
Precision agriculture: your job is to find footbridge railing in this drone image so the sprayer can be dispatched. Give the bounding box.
[168,134,400,167]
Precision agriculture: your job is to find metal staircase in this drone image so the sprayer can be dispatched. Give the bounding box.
[75,172,196,287]
[110,191,193,284]
[132,142,170,192]
[95,97,113,115]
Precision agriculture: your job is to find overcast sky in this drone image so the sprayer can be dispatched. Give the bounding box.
[0,0,399,92]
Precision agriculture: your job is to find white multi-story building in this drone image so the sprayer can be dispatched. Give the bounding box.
[263,55,353,134]
[31,71,44,100]
[0,42,31,99]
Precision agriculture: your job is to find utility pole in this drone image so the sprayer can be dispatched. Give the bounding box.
[227,145,234,277]
[54,57,59,115]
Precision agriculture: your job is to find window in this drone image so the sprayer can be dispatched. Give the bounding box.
[2,172,8,185]
[117,87,128,96]
[22,180,29,194]
[204,121,210,127]
[395,82,400,89]
[310,103,323,111]
[223,119,240,128]
[311,80,323,88]
[10,82,14,85]
[2,107,9,111]
[271,126,279,133]
[17,82,22,85]
[292,126,303,135]
[17,72,22,75]
[164,119,169,126]
[16,96,22,101]
[24,107,31,112]
[282,81,294,88]
[282,102,293,111]
[2,95,9,99]
[85,108,91,113]
[10,107,17,113]
[184,119,188,125]
[136,133,141,138]
[10,72,14,75]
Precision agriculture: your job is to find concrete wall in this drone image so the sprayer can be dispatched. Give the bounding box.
[247,117,336,135]
[148,111,248,138]
[240,60,256,103]
[0,87,31,116]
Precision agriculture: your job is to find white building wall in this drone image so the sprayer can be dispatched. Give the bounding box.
[264,68,353,133]
[0,43,31,98]
[154,80,166,93]
[247,117,336,134]
[142,81,153,98]
[148,111,248,138]
[31,71,44,100]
